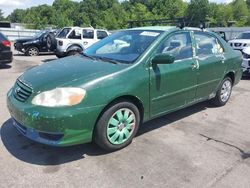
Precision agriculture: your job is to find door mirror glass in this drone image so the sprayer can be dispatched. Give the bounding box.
[152,54,175,64]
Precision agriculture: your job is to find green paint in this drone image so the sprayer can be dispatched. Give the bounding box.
[7,26,242,147]
[107,108,135,145]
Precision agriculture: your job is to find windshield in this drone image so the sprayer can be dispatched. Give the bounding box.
[84,30,163,64]
[57,28,71,38]
[33,31,45,38]
[236,32,250,39]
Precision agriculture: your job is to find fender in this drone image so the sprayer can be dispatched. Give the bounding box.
[66,45,83,53]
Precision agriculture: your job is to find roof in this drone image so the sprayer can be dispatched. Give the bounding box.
[129,26,177,31]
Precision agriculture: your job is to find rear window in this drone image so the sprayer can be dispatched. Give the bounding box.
[0,32,8,40]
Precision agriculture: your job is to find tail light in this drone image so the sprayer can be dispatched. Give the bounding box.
[2,40,11,47]
[58,40,63,46]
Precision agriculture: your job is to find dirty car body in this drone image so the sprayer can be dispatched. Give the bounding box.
[7,26,242,150]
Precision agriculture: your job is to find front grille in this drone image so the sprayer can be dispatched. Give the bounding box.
[234,43,242,47]
[13,79,33,102]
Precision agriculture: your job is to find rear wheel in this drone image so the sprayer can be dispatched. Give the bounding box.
[211,77,232,106]
[94,101,140,151]
[26,46,39,56]
[67,50,81,56]
[55,54,65,58]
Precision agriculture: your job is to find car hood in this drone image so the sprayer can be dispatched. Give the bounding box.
[18,56,126,92]
[228,39,250,43]
[15,37,37,43]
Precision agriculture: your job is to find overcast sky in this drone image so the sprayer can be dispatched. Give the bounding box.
[0,0,233,17]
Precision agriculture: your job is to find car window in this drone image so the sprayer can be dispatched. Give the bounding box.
[57,28,71,38]
[68,30,81,39]
[97,31,108,39]
[156,32,193,61]
[0,32,8,40]
[194,32,224,56]
[85,30,163,64]
[236,32,250,39]
[83,29,94,39]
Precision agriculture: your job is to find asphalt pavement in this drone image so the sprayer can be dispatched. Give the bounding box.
[0,51,250,188]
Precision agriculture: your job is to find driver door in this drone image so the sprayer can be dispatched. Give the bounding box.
[150,31,198,117]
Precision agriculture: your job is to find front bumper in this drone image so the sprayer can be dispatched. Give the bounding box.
[242,59,250,76]
[7,89,105,146]
[14,43,25,53]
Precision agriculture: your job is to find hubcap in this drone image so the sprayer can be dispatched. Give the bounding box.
[107,108,136,145]
[220,80,232,102]
[29,48,38,56]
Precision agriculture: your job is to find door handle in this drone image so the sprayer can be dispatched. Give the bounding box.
[221,56,226,63]
[191,63,197,69]
[191,60,199,70]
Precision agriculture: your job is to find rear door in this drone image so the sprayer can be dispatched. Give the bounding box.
[193,31,226,99]
[150,31,198,117]
[82,29,95,49]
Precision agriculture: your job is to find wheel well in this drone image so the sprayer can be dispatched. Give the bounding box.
[94,95,144,131]
[26,45,39,51]
[67,44,83,53]
[225,72,235,85]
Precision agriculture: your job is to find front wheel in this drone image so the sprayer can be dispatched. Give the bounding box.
[211,77,233,107]
[25,46,39,56]
[94,101,140,151]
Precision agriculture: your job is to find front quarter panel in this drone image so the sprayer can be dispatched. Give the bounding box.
[80,63,150,122]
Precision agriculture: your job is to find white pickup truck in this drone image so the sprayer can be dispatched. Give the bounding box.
[54,27,110,58]
[242,47,250,76]
[228,31,250,52]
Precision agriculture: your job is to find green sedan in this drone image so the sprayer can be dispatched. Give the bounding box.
[7,26,242,151]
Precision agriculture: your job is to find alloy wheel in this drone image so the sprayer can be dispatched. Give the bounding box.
[220,80,232,102]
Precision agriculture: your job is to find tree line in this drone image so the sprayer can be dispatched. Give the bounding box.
[1,0,250,30]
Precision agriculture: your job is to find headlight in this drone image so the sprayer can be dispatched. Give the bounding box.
[32,87,86,107]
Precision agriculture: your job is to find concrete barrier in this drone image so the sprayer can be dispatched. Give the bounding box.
[0,28,40,41]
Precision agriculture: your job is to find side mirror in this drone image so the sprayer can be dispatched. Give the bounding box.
[152,54,175,64]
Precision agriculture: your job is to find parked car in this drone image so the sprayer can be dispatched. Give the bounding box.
[14,30,56,56]
[0,32,13,65]
[7,26,242,151]
[228,31,250,51]
[242,47,250,76]
[55,27,110,58]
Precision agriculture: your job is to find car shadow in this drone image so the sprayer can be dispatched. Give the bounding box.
[1,101,213,166]
[42,58,58,62]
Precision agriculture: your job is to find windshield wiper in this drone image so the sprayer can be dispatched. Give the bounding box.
[81,52,96,60]
[94,56,119,64]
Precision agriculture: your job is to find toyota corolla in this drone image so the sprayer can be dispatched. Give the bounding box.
[7,26,242,151]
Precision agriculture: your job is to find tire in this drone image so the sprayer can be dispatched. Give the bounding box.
[25,46,39,56]
[211,77,233,107]
[56,54,65,58]
[67,50,81,56]
[94,101,140,151]
[46,32,57,51]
